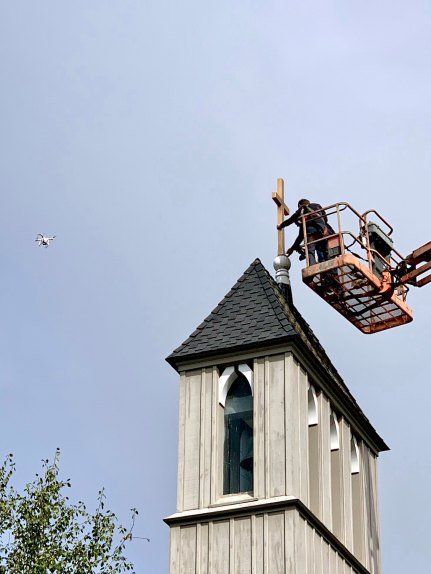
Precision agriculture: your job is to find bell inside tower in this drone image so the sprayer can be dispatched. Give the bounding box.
[223,374,253,494]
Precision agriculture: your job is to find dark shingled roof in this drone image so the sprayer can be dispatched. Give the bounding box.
[168,259,296,360]
[166,258,388,452]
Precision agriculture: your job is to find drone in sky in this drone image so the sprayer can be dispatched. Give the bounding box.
[35,233,56,247]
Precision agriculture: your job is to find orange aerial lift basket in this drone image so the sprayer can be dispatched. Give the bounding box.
[299,203,431,334]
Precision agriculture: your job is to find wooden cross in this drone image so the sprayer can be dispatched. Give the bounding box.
[272,178,290,255]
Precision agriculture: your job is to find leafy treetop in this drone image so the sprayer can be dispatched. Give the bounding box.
[0,450,138,574]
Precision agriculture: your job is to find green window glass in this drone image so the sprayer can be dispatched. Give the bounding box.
[223,374,253,494]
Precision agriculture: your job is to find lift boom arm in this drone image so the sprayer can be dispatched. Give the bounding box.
[398,240,431,288]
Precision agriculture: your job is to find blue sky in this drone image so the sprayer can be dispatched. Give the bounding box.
[1,1,430,571]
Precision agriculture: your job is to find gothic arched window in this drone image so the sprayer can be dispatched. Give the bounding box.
[351,436,360,475]
[223,373,253,495]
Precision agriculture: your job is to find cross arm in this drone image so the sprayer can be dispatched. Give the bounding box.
[272,192,290,216]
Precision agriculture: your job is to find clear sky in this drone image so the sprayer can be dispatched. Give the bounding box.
[1,1,430,572]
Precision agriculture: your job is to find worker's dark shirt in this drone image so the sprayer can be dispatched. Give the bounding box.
[280,203,328,253]
[279,203,327,234]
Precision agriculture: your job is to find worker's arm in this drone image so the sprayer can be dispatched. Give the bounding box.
[286,229,304,256]
[277,207,301,230]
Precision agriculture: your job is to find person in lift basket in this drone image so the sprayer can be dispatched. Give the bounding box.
[277,198,334,264]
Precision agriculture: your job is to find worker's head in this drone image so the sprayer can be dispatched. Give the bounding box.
[298,198,310,208]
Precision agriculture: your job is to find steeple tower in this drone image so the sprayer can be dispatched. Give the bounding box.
[165,259,387,573]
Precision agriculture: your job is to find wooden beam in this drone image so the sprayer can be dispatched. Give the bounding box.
[272,178,290,256]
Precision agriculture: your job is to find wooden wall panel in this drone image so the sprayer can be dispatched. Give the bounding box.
[254,514,265,574]
[254,358,266,500]
[284,510,296,574]
[314,531,323,574]
[362,445,381,574]
[199,368,213,509]
[306,524,315,574]
[301,518,363,574]
[211,521,230,574]
[352,455,365,563]
[169,509,370,574]
[199,523,209,574]
[308,423,320,517]
[284,354,301,499]
[331,447,343,540]
[211,366,222,503]
[292,512,307,574]
[267,513,285,574]
[183,371,202,510]
[267,356,286,497]
[362,444,372,571]
[321,537,329,572]
[329,547,337,573]
[177,374,186,512]
[233,517,252,574]
[169,525,180,574]
[369,453,381,574]
[340,419,353,552]
[298,365,309,504]
[180,525,197,573]
[319,393,332,529]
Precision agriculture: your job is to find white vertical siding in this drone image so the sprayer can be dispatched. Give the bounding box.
[352,442,366,563]
[176,373,186,512]
[211,365,222,503]
[180,525,197,571]
[285,355,303,501]
[233,517,252,574]
[340,418,354,552]
[362,444,380,573]
[298,365,310,504]
[306,524,315,573]
[254,358,266,500]
[199,368,213,509]
[267,355,286,497]
[183,371,202,510]
[319,393,332,529]
[254,514,265,574]
[169,525,180,574]
[199,523,209,574]
[369,453,381,573]
[212,521,230,574]
[173,353,381,573]
[267,513,285,573]
[169,509,364,574]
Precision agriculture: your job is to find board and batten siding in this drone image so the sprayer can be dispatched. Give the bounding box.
[176,354,310,512]
[169,509,362,574]
[173,352,381,572]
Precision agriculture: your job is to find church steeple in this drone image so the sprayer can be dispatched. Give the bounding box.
[165,259,387,574]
